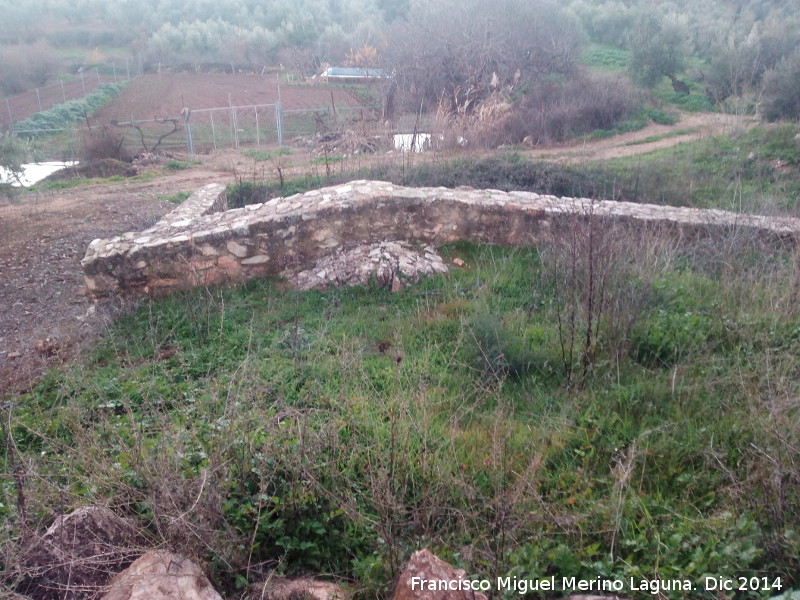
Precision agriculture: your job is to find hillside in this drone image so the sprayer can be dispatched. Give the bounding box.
[2,118,800,598]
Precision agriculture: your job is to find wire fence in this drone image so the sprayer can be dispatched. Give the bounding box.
[14,100,385,160]
[5,72,458,162]
[115,102,383,155]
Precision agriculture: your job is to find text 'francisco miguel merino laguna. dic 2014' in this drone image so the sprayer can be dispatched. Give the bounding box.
[409,575,785,596]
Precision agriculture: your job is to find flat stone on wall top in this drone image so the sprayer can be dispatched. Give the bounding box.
[81,180,800,301]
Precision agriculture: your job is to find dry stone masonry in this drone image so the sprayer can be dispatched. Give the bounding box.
[82,180,800,300]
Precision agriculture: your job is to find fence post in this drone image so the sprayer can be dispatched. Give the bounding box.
[255,106,260,147]
[60,79,67,103]
[232,106,239,148]
[95,67,100,86]
[210,111,217,150]
[80,71,86,96]
[182,107,194,154]
[35,89,42,112]
[276,102,283,147]
[5,98,12,128]
[113,63,117,84]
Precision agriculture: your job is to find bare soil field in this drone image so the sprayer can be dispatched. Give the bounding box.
[0,110,754,393]
[92,74,366,120]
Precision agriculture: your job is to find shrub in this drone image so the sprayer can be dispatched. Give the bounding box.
[761,48,800,121]
[164,159,191,170]
[0,42,61,95]
[472,72,637,146]
[468,314,539,379]
[79,125,131,162]
[0,132,28,194]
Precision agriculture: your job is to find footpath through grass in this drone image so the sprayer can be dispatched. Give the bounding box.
[4,233,799,597]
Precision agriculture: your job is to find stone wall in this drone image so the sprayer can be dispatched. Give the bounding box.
[81,180,800,300]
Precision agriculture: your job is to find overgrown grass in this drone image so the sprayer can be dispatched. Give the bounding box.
[587,106,679,140]
[653,78,716,113]
[228,124,800,213]
[581,43,631,71]
[242,147,293,162]
[311,154,344,165]
[26,171,155,191]
[595,124,800,210]
[3,235,798,598]
[164,159,199,170]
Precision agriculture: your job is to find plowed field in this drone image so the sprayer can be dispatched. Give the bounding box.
[92,74,365,120]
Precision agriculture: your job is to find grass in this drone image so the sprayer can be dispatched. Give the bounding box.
[5,122,800,599]
[242,147,293,162]
[587,106,679,140]
[623,128,698,145]
[26,171,155,191]
[3,236,798,597]
[652,77,716,113]
[157,190,193,205]
[164,159,200,170]
[593,124,800,210]
[581,43,631,71]
[311,154,344,164]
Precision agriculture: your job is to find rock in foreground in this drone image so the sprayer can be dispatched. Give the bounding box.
[391,549,487,600]
[100,551,222,600]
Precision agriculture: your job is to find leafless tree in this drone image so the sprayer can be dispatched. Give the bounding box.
[383,0,585,115]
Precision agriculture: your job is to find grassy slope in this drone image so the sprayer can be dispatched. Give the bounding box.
[3,125,800,599]
[4,233,799,596]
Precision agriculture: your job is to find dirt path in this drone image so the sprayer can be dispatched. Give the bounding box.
[0,111,757,394]
[522,111,754,162]
[0,167,235,393]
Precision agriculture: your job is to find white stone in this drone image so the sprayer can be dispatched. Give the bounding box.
[226,241,249,257]
[241,255,269,265]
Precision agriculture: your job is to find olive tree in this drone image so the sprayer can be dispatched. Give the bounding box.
[1,133,28,195]
[761,47,800,121]
[628,11,691,88]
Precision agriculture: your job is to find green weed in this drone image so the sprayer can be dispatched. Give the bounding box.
[164,159,198,170]
[242,147,293,162]
[157,191,192,204]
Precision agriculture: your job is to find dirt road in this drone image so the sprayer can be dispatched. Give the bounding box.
[0,111,755,393]
[523,111,753,163]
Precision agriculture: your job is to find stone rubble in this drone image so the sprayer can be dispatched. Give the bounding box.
[291,241,448,291]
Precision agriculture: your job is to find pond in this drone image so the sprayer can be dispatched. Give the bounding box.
[0,161,77,186]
